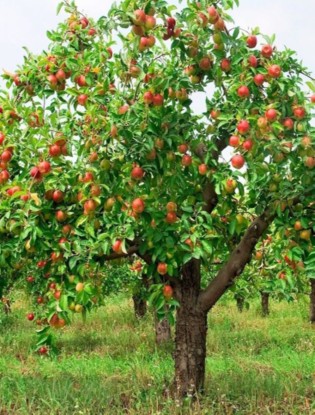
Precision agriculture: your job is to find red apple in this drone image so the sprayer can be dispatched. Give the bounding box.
[199,57,212,71]
[112,239,123,254]
[242,139,253,151]
[220,58,231,72]
[27,313,35,321]
[52,190,64,203]
[265,108,277,121]
[237,120,250,135]
[268,64,281,78]
[153,94,164,106]
[55,210,67,222]
[210,109,220,119]
[38,346,48,355]
[56,69,66,83]
[207,6,219,24]
[178,143,188,154]
[167,17,176,28]
[49,144,62,157]
[30,166,42,180]
[157,262,168,275]
[133,9,146,26]
[246,35,257,48]
[293,106,306,119]
[77,94,88,106]
[282,118,294,130]
[80,17,89,28]
[90,184,101,197]
[143,91,154,105]
[248,55,258,68]
[229,135,240,147]
[132,198,145,213]
[47,74,58,87]
[88,28,97,36]
[145,15,156,30]
[166,211,177,224]
[84,199,98,215]
[163,285,173,300]
[261,44,273,58]
[82,172,94,182]
[1,150,12,162]
[7,186,21,196]
[0,169,10,183]
[253,74,265,86]
[304,156,315,169]
[38,161,51,174]
[118,104,129,115]
[198,163,208,175]
[0,132,5,145]
[76,75,87,87]
[237,85,250,98]
[139,37,149,51]
[231,154,245,169]
[131,166,144,180]
[182,154,192,167]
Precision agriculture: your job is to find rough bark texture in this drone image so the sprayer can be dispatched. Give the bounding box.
[236,297,244,312]
[174,259,207,397]
[310,279,315,323]
[261,292,270,317]
[155,313,171,344]
[132,294,147,319]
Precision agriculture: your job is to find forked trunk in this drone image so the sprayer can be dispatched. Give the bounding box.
[310,279,315,323]
[261,292,270,316]
[173,259,207,397]
[132,294,147,319]
[155,313,171,344]
[236,297,244,312]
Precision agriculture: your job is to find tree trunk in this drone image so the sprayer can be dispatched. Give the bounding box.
[310,279,315,323]
[155,313,171,344]
[1,298,11,314]
[174,259,207,397]
[261,292,269,316]
[236,297,244,312]
[132,294,147,319]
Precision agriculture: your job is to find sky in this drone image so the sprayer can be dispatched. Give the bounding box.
[0,1,314,78]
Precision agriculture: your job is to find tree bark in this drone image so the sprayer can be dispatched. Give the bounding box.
[261,292,270,317]
[236,297,244,312]
[310,279,315,323]
[132,294,147,319]
[155,313,171,344]
[173,259,207,397]
[1,298,11,314]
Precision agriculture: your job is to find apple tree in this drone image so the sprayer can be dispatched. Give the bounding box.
[0,0,314,397]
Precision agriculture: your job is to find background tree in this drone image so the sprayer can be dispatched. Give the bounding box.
[0,0,314,397]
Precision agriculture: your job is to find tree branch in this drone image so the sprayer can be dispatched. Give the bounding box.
[198,208,275,312]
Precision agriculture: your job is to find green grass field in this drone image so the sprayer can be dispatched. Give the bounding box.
[0,293,315,414]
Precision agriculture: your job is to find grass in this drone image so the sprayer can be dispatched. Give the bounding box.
[0,293,315,414]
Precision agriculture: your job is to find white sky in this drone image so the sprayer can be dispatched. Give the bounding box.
[0,1,314,81]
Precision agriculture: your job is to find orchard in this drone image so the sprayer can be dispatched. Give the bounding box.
[0,0,314,408]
